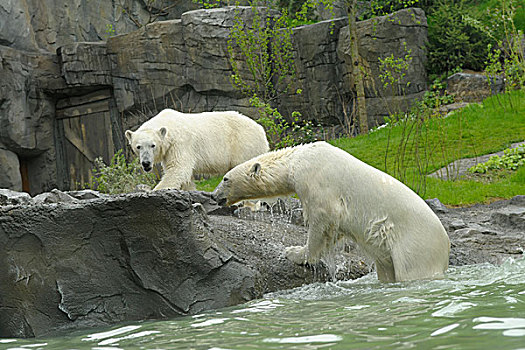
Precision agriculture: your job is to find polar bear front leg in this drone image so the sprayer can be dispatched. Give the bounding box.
[285,222,330,265]
[154,162,194,190]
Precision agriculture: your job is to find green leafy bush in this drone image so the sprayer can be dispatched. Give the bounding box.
[89,150,159,194]
[426,0,494,76]
[250,95,319,149]
[469,145,525,174]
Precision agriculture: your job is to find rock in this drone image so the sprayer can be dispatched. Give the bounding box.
[444,196,525,266]
[0,148,22,191]
[0,189,31,206]
[336,8,428,124]
[510,195,525,206]
[425,198,449,213]
[0,0,165,53]
[66,189,107,200]
[449,219,466,230]
[0,190,367,338]
[491,206,525,231]
[0,45,62,195]
[447,72,504,103]
[32,189,80,204]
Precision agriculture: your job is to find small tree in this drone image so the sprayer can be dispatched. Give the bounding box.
[227,2,320,148]
[346,0,369,134]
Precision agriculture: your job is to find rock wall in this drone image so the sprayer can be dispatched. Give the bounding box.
[0,0,195,52]
[0,6,428,194]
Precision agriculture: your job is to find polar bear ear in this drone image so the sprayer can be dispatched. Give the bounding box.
[158,127,168,139]
[125,130,134,144]
[250,162,261,177]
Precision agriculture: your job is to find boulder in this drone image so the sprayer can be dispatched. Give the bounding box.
[447,72,504,103]
[0,189,31,205]
[0,149,22,191]
[0,190,366,338]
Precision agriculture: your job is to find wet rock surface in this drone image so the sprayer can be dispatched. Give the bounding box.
[0,189,523,338]
[442,195,525,266]
[0,190,367,338]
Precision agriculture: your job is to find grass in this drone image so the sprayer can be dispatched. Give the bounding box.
[331,90,525,206]
[197,91,524,206]
[195,176,222,192]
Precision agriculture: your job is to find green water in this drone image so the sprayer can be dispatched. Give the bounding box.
[3,257,525,349]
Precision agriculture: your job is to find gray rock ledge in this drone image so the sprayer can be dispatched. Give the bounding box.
[1,190,523,338]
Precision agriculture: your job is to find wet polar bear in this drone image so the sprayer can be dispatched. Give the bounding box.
[125,109,269,190]
[212,141,450,282]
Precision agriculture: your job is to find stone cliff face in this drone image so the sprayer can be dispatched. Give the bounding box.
[0,0,196,52]
[0,4,428,194]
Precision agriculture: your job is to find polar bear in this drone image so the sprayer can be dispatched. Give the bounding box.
[125,108,269,190]
[212,141,450,282]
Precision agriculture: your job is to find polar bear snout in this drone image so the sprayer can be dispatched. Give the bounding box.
[211,190,227,206]
[141,161,152,172]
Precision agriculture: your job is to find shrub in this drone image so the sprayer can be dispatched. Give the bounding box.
[250,95,319,149]
[426,0,494,76]
[89,150,159,194]
[469,145,525,174]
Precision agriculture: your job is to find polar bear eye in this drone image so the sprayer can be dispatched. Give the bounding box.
[151,144,156,148]
[136,145,141,150]
[223,177,229,182]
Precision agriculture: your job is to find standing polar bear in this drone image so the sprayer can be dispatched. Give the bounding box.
[212,141,450,282]
[125,109,269,190]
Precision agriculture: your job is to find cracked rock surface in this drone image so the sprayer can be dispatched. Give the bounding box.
[0,190,367,338]
[1,190,523,338]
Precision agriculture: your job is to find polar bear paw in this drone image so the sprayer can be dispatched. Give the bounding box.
[285,245,308,265]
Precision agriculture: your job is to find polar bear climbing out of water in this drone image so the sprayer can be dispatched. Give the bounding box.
[212,141,450,282]
[125,109,269,190]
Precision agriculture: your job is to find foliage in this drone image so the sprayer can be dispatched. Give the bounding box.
[227,2,296,102]
[469,145,525,174]
[89,150,159,194]
[104,23,116,39]
[227,1,319,148]
[250,95,319,149]
[420,79,455,109]
[359,0,426,20]
[426,0,494,76]
[378,41,413,115]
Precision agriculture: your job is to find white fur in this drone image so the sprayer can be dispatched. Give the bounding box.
[213,141,450,282]
[125,108,269,190]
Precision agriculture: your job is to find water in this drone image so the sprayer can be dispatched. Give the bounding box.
[4,257,525,349]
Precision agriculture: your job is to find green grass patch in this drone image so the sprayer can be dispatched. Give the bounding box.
[331,90,525,206]
[196,176,223,192]
[424,168,524,206]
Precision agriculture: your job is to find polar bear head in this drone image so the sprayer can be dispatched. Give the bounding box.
[212,148,296,206]
[125,127,167,172]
